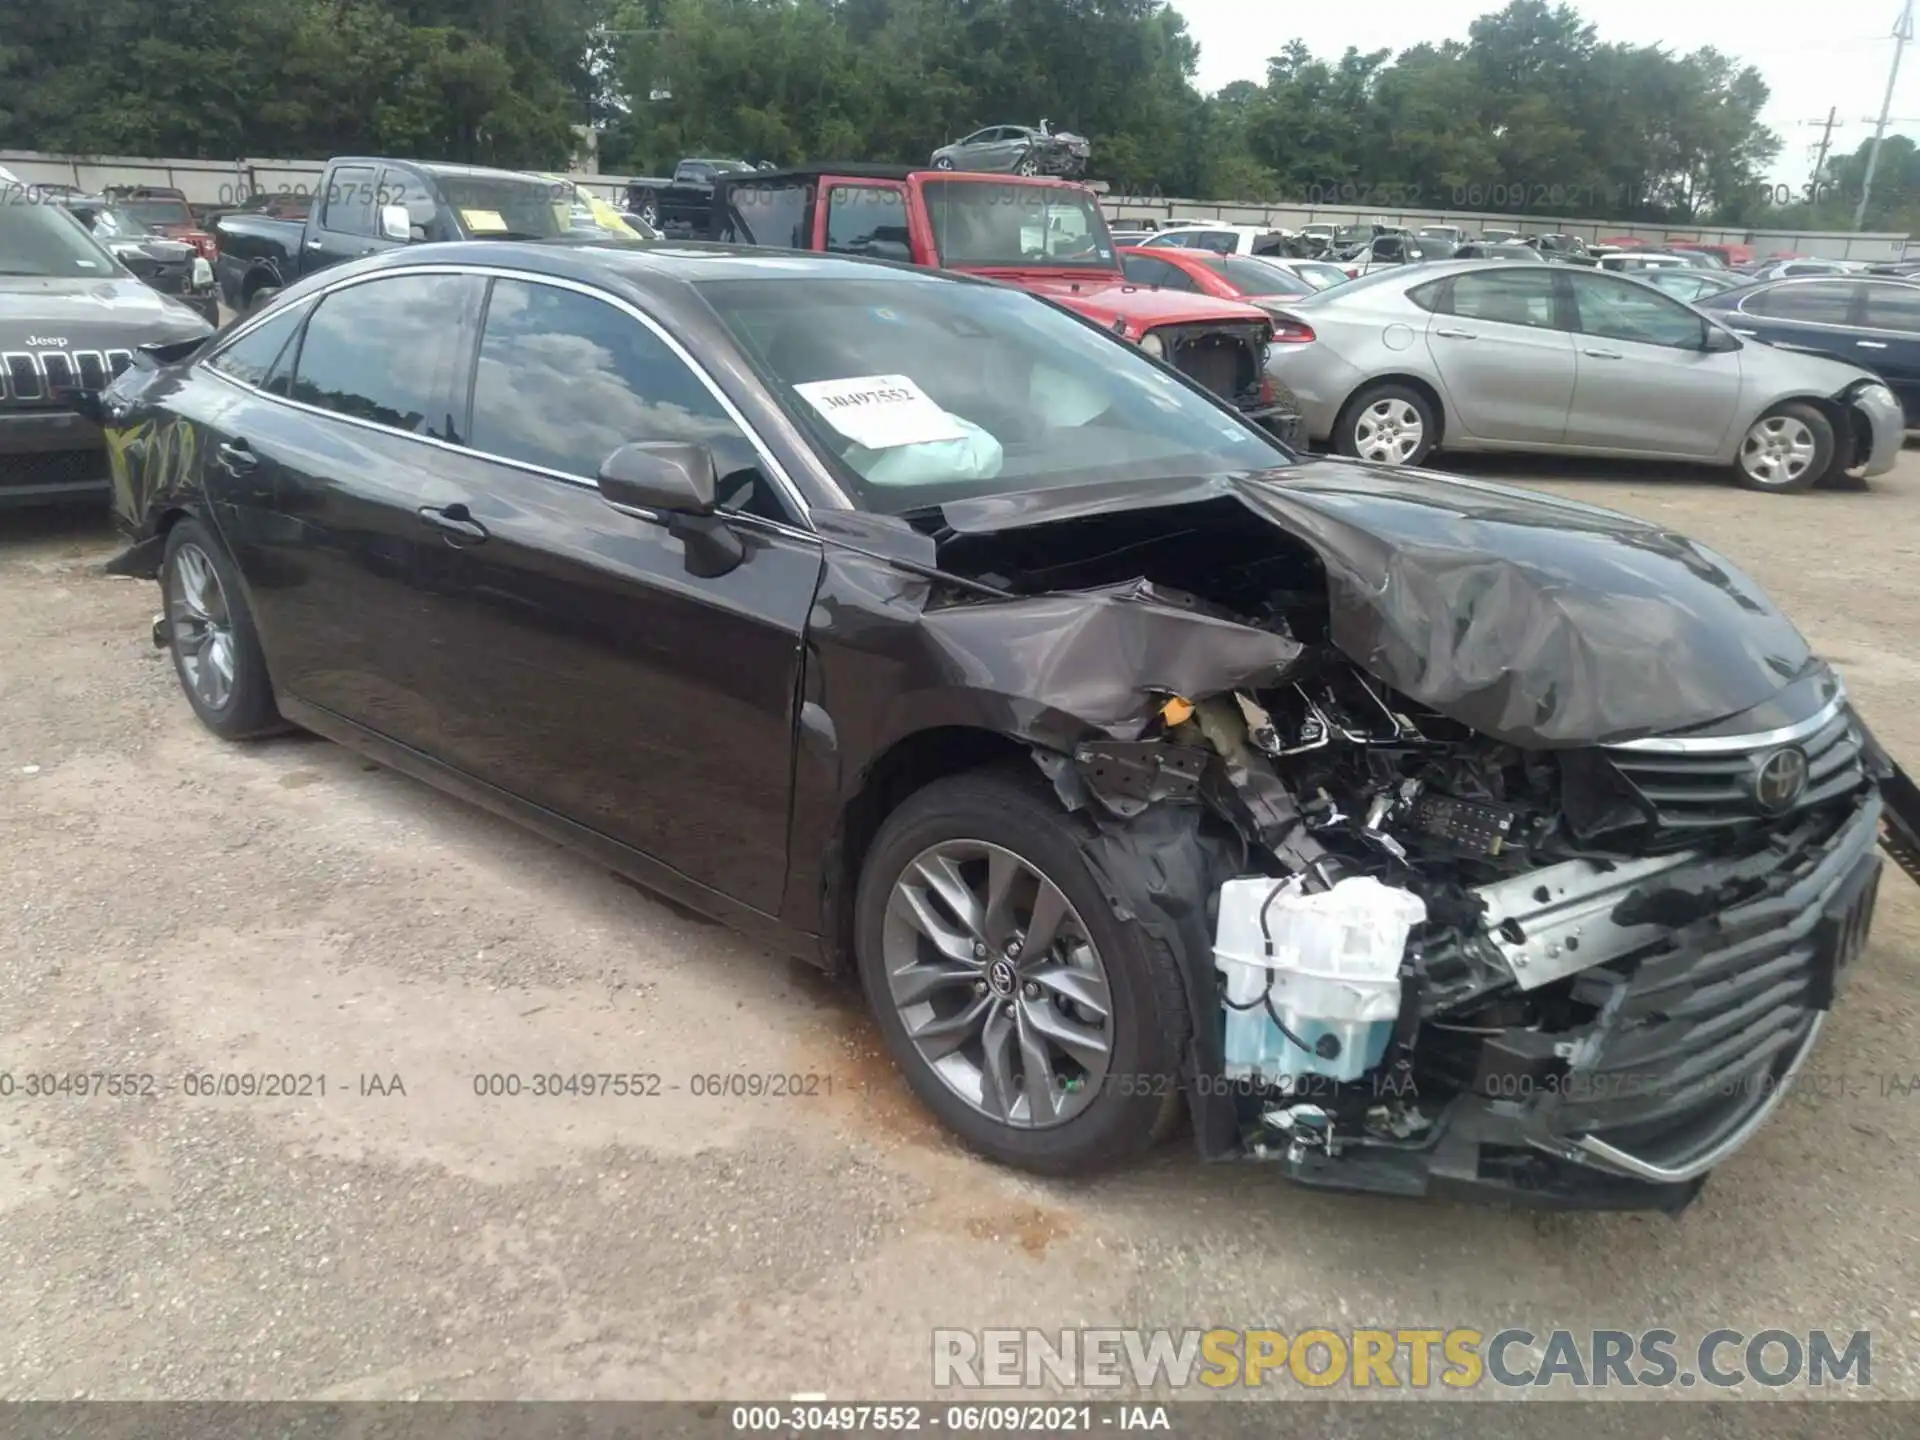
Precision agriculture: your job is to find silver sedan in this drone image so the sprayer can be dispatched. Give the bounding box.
[1264,260,1904,493]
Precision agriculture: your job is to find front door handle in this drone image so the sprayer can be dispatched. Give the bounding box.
[216,439,257,475]
[1583,348,1625,359]
[305,240,324,250]
[1432,327,1478,340]
[1858,340,1889,349]
[417,502,488,545]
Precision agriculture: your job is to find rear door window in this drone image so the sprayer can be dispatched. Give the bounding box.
[1121,254,1197,290]
[1448,269,1561,330]
[1860,282,1920,333]
[288,273,481,437]
[204,303,309,396]
[720,181,809,247]
[1744,282,1858,325]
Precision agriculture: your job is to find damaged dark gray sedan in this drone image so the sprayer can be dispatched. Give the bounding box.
[96,241,1920,1211]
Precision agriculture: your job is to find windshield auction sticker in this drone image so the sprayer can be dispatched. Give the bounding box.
[793,374,967,450]
[460,208,508,233]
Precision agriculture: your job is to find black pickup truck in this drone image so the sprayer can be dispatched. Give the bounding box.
[212,157,572,313]
[625,158,766,236]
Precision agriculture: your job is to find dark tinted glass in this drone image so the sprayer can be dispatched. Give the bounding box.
[205,304,305,393]
[1121,254,1195,290]
[721,181,809,247]
[468,278,764,493]
[1746,281,1855,324]
[1214,256,1310,296]
[289,274,477,436]
[1861,282,1920,331]
[824,186,912,262]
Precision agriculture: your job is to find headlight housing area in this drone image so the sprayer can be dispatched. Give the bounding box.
[191,256,214,288]
[1139,331,1165,359]
[1858,383,1897,410]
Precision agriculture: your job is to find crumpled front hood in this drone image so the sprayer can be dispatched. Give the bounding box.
[935,459,1814,748]
[0,276,212,346]
[981,272,1270,329]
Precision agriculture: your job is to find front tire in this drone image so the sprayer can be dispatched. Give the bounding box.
[932,155,956,171]
[1334,382,1437,466]
[1015,152,1040,177]
[162,518,282,740]
[244,282,281,316]
[853,772,1188,1176]
[1733,402,1832,493]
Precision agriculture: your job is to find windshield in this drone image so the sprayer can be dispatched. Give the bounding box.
[921,180,1115,269]
[119,198,194,228]
[1292,261,1351,289]
[437,175,568,239]
[0,195,125,278]
[696,274,1289,513]
[1210,255,1312,296]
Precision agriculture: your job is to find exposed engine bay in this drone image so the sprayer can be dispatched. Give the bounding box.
[920,489,1912,1211]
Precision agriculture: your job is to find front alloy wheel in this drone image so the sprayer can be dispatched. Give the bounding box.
[882,839,1113,1128]
[161,518,284,740]
[854,772,1189,1175]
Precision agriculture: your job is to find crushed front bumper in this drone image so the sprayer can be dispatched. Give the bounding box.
[1846,378,1905,476]
[1236,788,1885,1212]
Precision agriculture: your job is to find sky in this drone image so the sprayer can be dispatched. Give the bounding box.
[1170,0,1919,188]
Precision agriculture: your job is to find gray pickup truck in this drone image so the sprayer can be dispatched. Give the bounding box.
[211,157,574,314]
[0,168,214,509]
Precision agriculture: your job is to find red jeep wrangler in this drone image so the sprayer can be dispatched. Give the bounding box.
[707,164,1301,442]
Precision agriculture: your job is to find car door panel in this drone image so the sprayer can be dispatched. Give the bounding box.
[1563,272,1741,455]
[403,273,821,912]
[1424,271,1576,442]
[1857,283,1920,423]
[211,272,487,741]
[412,454,821,913]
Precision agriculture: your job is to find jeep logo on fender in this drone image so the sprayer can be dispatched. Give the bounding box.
[0,348,134,403]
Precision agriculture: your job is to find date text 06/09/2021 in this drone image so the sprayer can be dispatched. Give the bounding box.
[729,1404,1173,1434]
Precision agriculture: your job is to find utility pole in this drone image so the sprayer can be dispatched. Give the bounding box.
[1808,107,1841,195]
[1855,0,1916,230]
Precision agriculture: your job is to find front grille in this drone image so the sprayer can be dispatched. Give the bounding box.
[1,448,108,492]
[1,348,134,405]
[1602,702,1865,835]
[1546,794,1879,1148]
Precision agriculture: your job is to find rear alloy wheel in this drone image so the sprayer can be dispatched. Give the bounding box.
[854,772,1187,1175]
[163,519,283,740]
[1336,382,1436,466]
[1734,402,1832,494]
[635,192,659,228]
[933,155,956,170]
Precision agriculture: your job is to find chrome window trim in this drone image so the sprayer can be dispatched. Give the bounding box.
[196,260,826,529]
[1605,686,1849,755]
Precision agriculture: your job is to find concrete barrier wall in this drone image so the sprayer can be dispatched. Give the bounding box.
[4,149,1907,260]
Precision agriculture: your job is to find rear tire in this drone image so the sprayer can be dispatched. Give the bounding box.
[162,518,283,740]
[933,155,956,171]
[1732,402,1832,494]
[244,283,281,316]
[853,771,1188,1176]
[1334,381,1437,466]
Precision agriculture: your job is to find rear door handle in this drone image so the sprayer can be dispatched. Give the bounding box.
[1859,340,1889,349]
[1583,348,1625,359]
[1433,327,1478,340]
[417,502,488,545]
[305,240,324,250]
[216,439,257,475]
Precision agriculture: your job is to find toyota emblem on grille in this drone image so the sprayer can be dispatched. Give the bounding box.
[1753,746,1810,813]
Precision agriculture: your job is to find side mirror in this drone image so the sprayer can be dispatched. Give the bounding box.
[597,442,742,578]
[379,204,411,243]
[1701,325,1741,354]
[596,442,718,514]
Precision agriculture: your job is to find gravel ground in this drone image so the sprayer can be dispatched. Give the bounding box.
[2,450,1918,1413]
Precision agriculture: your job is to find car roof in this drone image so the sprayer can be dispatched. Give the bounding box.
[347,237,969,288]
[329,157,552,185]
